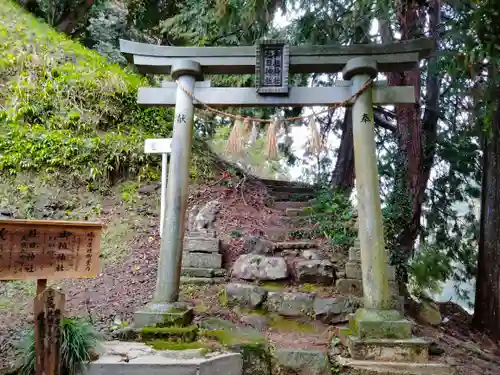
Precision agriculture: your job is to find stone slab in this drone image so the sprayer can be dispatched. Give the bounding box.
[350,309,412,340]
[345,261,362,279]
[180,277,225,284]
[346,335,429,362]
[274,348,330,375]
[335,357,456,375]
[181,267,226,278]
[182,252,222,268]
[86,352,242,375]
[184,237,220,253]
[134,302,194,328]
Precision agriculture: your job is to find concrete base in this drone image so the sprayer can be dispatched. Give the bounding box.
[86,342,242,375]
[335,357,456,375]
[134,302,194,328]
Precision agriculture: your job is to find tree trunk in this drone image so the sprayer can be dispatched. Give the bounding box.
[386,0,440,286]
[331,108,355,193]
[473,90,500,340]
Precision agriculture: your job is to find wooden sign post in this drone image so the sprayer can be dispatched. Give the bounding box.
[144,138,172,238]
[0,219,103,375]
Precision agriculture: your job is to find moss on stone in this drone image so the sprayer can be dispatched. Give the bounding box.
[260,282,287,291]
[200,328,270,375]
[349,309,412,340]
[140,325,198,342]
[151,308,194,328]
[268,315,315,333]
[298,283,318,293]
[146,340,212,354]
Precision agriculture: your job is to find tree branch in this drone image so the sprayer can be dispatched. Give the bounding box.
[374,112,396,132]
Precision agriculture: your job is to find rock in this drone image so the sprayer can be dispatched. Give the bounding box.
[274,348,330,375]
[231,254,288,281]
[294,260,335,285]
[417,300,441,326]
[194,200,220,231]
[313,297,359,324]
[302,249,320,260]
[265,291,315,317]
[138,184,159,194]
[240,315,269,330]
[243,236,274,255]
[226,283,267,308]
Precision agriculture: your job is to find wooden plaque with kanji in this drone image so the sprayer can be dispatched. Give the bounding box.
[0,219,104,280]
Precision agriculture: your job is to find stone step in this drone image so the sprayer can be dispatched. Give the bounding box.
[274,348,330,375]
[336,358,455,375]
[276,212,330,225]
[285,207,312,217]
[345,335,429,362]
[181,267,226,278]
[268,185,316,194]
[180,276,225,285]
[261,178,314,188]
[269,192,316,202]
[273,200,313,210]
[274,240,318,250]
[86,342,243,375]
[264,227,316,241]
[182,252,222,268]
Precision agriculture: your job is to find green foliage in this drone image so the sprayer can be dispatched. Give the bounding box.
[0,0,173,185]
[17,317,100,375]
[408,244,453,297]
[308,188,356,246]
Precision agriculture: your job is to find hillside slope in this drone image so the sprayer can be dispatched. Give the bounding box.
[0,0,173,185]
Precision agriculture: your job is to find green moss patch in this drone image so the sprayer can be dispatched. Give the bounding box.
[140,325,198,342]
[146,340,212,354]
[268,315,315,333]
[198,319,270,375]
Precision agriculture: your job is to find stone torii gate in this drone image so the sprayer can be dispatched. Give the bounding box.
[121,38,435,359]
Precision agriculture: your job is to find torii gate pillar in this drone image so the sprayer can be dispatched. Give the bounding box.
[135,60,202,327]
[344,57,391,311]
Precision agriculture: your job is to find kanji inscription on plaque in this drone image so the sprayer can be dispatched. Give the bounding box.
[0,219,103,280]
[256,39,289,95]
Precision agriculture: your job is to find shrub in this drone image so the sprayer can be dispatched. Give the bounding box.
[17,317,100,375]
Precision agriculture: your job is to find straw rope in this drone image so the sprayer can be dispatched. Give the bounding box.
[174,78,374,124]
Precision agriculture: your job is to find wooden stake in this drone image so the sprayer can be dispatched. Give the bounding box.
[36,279,47,296]
[35,287,65,375]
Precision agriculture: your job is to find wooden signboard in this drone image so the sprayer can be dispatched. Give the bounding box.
[0,219,103,280]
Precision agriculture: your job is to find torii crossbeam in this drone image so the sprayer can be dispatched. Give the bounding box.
[120,38,434,332]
